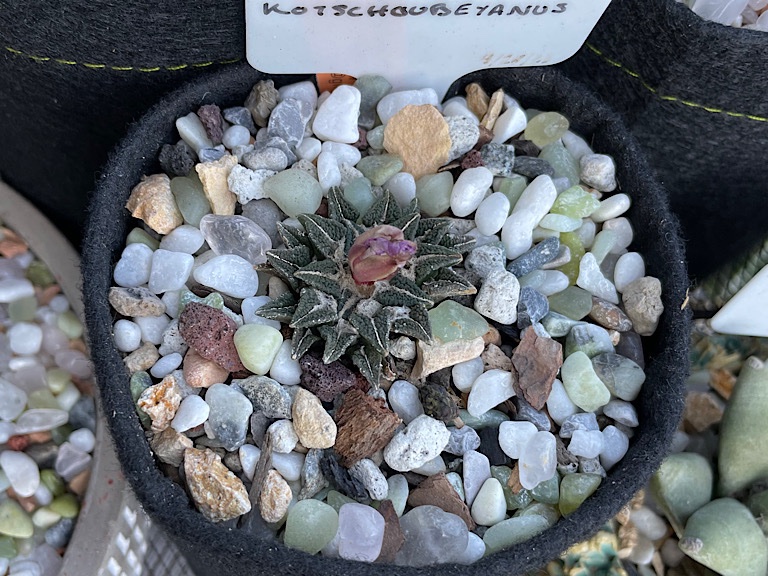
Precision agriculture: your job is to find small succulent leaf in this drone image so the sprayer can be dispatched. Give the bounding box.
[391,303,432,342]
[318,322,359,364]
[372,273,433,308]
[422,268,478,300]
[442,234,476,254]
[392,210,421,241]
[414,244,463,284]
[266,246,313,290]
[290,288,339,329]
[417,218,453,245]
[254,291,297,323]
[350,310,390,355]
[294,260,344,298]
[298,214,347,260]
[277,222,310,249]
[363,190,401,227]
[292,327,321,360]
[327,186,360,223]
[351,345,383,386]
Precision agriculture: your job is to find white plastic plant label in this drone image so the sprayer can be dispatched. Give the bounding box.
[246,0,612,98]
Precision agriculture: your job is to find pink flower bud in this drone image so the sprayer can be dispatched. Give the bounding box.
[349,225,417,284]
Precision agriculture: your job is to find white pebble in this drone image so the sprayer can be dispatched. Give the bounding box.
[628,534,655,566]
[604,399,639,427]
[222,125,251,149]
[0,422,18,444]
[176,112,213,153]
[14,409,69,434]
[56,381,82,412]
[8,322,42,356]
[387,379,424,424]
[442,97,479,124]
[148,249,194,294]
[411,455,446,476]
[450,167,494,217]
[349,459,390,500]
[518,431,557,490]
[501,175,557,259]
[269,340,302,386]
[0,379,26,421]
[113,243,153,288]
[238,444,305,481]
[322,141,361,166]
[383,415,450,472]
[385,172,417,207]
[193,254,259,299]
[630,506,668,541]
[455,532,486,565]
[614,252,645,293]
[567,429,605,459]
[241,296,281,330]
[134,314,171,346]
[491,102,527,143]
[0,278,35,304]
[577,252,619,304]
[576,219,597,250]
[451,357,485,392]
[55,442,92,481]
[113,319,142,352]
[0,450,40,497]
[599,425,629,470]
[387,474,409,516]
[467,369,516,417]
[545,379,579,425]
[158,225,205,254]
[267,419,299,453]
[34,483,53,507]
[228,165,275,204]
[498,420,538,459]
[161,291,182,319]
[591,193,631,223]
[474,192,510,236]
[68,428,96,454]
[312,85,361,143]
[376,88,439,124]
[48,294,70,314]
[471,478,507,526]
[296,137,322,161]
[463,449,491,507]
[561,130,593,160]
[150,352,183,378]
[317,150,342,192]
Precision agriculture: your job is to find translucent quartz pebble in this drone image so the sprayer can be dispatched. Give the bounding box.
[600,425,629,470]
[312,85,361,144]
[296,137,321,161]
[474,192,510,236]
[446,472,465,501]
[483,515,549,554]
[492,102,527,143]
[450,167,494,217]
[176,112,213,153]
[604,399,639,427]
[337,503,385,562]
[356,154,403,187]
[568,429,605,459]
[14,409,69,435]
[0,451,40,497]
[454,532,486,565]
[148,249,194,294]
[463,449,491,507]
[498,420,538,459]
[501,175,558,259]
[135,315,171,346]
[113,243,153,288]
[561,352,611,413]
[565,323,614,358]
[466,369,516,417]
[614,252,645,293]
[415,172,453,218]
[539,141,580,188]
[204,383,253,451]
[550,185,600,219]
[269,341,301,386]
[158,224,205,254]
[387,379,424,424]
[0,422,17,444]
[561,130,593,161]
[283,500,339,555]
[577,253,619,304]
[452,357,485,392]
[386,172,417,208]
[316,151,341,192]
[0,500,34,539]
[193,254,259,299]
[591,353,645,402]
[199,214,272,265]
[387,474,409,516]
[590,231,618,265]
[344,178,376,216]
[395,505,469,567]
[602,217,633,254]
[538,214,581,233]
[519,431,557,490]
[171,395,210,432]
[576,219,597,250]
[354,75,391,129]
[54,349,92,379]
[428,300,488,343]
[241,296,280,330]
[471,478,507,526]
[222,125,251,149]
[376,88,439,125]
[692,0,750,24]
[0,378,27,420]
[559,473,602,516]
[239,444,304,482]
[170,176,211,227]
[592,193,631,223]
[546,379,580,425]
[524,112,569,147]
[69,428,96,453]
[54,442,92,482]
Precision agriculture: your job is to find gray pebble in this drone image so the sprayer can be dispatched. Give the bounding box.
[298,448,328,500]
[267,98,313,148]
[237,375,292,419]
[252,136,297,166]
[513,156,555,179]
[45,518,75,549]
[68,396,96,433]
[159,140,196,177]
[241,198,286,247]
[514,396,551,431]
[506,236,560,277]
[479,143,516,177]
[355,75,392,130]
[578,456,607,477]
[580,153,617,192]
[241,147,289,172]
[198,145,227,163]
[517,286,549,329]
[348,458,389,500]
[464,244,506,280]
[444,425,481,456]
[559,412,599,439]
[223,106,257,135]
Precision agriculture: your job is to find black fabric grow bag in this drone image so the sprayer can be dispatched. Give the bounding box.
[557,0,768,282]
[81,63,691,575]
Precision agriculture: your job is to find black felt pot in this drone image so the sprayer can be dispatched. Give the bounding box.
[81,63,691,575]
[556,0,768,282]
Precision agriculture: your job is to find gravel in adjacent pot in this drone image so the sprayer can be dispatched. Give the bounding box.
[678,0,768,29]
[101,74,669,566]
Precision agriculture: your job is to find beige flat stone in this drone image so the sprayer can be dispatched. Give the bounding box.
[292,388,337,449]
[195,154,238,215]
[411,336,485,380]
[150,427,193,467]
[466,83,490,119]
[123,342,159,373]
[259,469,292,523]
[183,349,229,388]
[383,105,451,180]
[125,174,183,235]
[184,447,251,522]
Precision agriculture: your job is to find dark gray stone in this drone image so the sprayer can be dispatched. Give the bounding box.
[507,236,560,277]
[513,156,555,179]
[159,140,196,177]
[514,396,551,432]
[223,106,257,135]
[517,286,550,330]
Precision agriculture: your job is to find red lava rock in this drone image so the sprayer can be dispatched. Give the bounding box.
[299,353,358,402]
[7,435,29,451]
[511,326,563,411]
[197,104,225,145]
[334,389,401,467]
[178,302,245,373]
[376,499,405,563]
[406,472,476,530]
[461,149,485,170]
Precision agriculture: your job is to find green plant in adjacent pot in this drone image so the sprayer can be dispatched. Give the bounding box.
[81,62,691,575]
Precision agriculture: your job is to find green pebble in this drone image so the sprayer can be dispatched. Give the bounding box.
[326,490,356,512]
[516,502,560,527]
[558,473,602,516]
[126,227,161,250]
[283,499,339,555]
[589,230,617,266]
[497,176,528,211]
[547,286,593,320]
[531,473,560,505]
[560,352,611,412]
[171,174,210,227]
[747,489,768,519]
[540,312,585,338]
[49,493,80,519]
[680,498,768,576]
[27,388,60,410]
[591,353,646,402]
[0,536,17,559]
[0,471,9,492]
[51,424,73,445]
[26,260,56,287]
[130,371,154,428]
[343,177,376,216]
[483,515,550,555]
[539,141,579,187]
[8,296,37,322]
[47,368,72,395]
[56,310,84,339]
[179,289,224,312]
[32,507,62,529]
[524,112,569,148]
[459,409,510,430]
[264,169,323,218]
[366,125,386,150]
[445,472,465,502]
[356,154,404,186]
[386,475,409,516]
[415,172,453,217]
[565,324,614,358]
[0,500,34,538]
[428,300,489,343]
[491,465,532,511]
[557,232,585,285]
[40,469,66,497]
[650,452,713,537]
[550,185,600,219]
[234,324,283,375]
[538,213,581,233]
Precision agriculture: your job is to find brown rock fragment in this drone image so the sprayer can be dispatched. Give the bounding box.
[150,427,193,467]
[68,469,91,497]
[683,391,725,433]
[109,286,166,317]
[299,353,358,402]
[510,327,563,410]
[622,276,664,336]
[123,342,160,373]
[125,174,183,235]
[461,149,485,170]
[507,463,524,494]
[260,469,292,523]
[465,83,490,119]
[407,472,476,530]
[482,343,513,372]
[589,296,633,332]
[245,79,279,128]
[376,499,405,563]
[195,154,238,215]
[383,105,451,179]
[292,388,337,449]
[334,389,402,466]
[184,447,251,522]
[482,325,502,346]
[0,228,27,258]
[480,89,505,131]
[197,104,224,145]
[183,349,229,388]
[178,302,245,373]
[710,368,736,400]
[411,336,485,380]
[137,375,182,432]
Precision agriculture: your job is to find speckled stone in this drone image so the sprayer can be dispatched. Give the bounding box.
[178,302,245,373]
[150,427,193,467]
[184,447,251,522]
[238,375,293,419]
[293,388,337,449]
[260,469,293,523]
[621,277,664,336]
[137,375,182,432]
[108,286,166,317]
[299,354,358,402]
[125,174,183,235]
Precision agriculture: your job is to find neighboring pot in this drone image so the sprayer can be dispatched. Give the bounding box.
[557,0,768,281]
[81,63,691,575]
